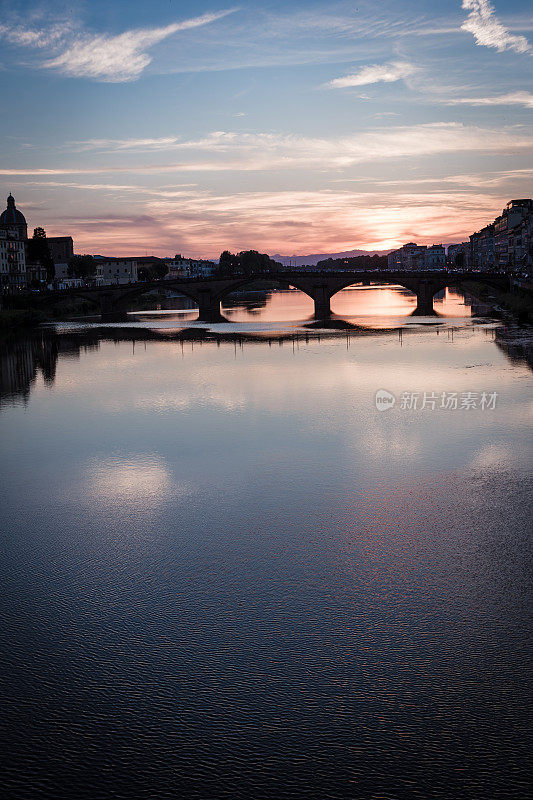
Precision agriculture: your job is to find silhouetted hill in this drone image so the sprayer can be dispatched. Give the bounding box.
[316,253,388,270]
[272,248,391,267]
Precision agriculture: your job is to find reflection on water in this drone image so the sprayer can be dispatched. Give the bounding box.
[1,296,532,799]
[1,319,531,408]
[0,335,58,403]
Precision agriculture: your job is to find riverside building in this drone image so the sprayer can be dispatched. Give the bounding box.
[95,258,138,285]
[387,243,445,270]
[470,200,532,272]
[0,195,27,290]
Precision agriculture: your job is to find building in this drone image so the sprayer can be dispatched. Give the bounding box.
[26,261,48,286]
[469,224,495,271]
[0,195,27,291]
[504,200,533,271]
[494,200,532,270]
[0,228,26,291]
[56,276,85,290]
[447,243,471,269]
[47,236,74,265]
[388,243,426,270]
[95,258,138,285]
[469,200,532,272]
[508,213,532,273]
[163,255,216,279]
[447,244,462,263]
[387,243,445,270]
[54,262,70,280]
[0,194,28,241]
[424,245,445,269]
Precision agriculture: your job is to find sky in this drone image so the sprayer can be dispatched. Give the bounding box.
[0,0,532,258]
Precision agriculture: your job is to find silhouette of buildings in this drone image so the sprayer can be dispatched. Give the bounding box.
[0,194,76,291]
[387,243,445,270]
[394,200,532,273]
[455,199,533,272]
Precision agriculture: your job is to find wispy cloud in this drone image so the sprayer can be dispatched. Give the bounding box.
[67,123,533,167]
[461,0,532,54]
[2,123,532,176]
[327,60,417,88]
[0,10,236,82]
[71,137,181,152]
[444,90,533,108]
[332,168,533,188]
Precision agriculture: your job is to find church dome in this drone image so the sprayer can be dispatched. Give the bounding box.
[0,194,27,226]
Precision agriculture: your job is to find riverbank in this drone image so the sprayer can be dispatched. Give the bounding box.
[0,308,48,331]
[1,295,97,328]
[463,280,533,324]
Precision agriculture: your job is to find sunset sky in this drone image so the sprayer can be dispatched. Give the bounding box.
[1,0,532,258]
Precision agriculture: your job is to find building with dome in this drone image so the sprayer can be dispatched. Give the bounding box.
[0,194,27,290]
[0,194,28,241]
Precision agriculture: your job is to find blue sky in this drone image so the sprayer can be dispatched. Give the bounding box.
[0,0,531,256]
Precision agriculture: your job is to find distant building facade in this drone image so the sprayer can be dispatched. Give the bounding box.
[95,258,138,285]
[47,236,74,265]
[387,243,445,270]
[56,276,85,290]
[447,243,471,269]
[0,228,26,290]
[424,245,446,268]
[163,255,216,279]
[470,200,532,272]
[388,243,426,270]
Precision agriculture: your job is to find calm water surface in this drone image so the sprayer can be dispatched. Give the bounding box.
[1,287,531,799]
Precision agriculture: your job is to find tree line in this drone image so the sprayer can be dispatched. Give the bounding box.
[217,250,283,276]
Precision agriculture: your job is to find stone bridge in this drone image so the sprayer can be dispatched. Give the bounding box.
[44,270,510,320]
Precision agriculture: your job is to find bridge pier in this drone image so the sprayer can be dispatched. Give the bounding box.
[99,293,124,321]
[413,282,437,316]
[196,289,223,322]
[197,302,224,322]
[101,310,129,322]
[311,286,332,319]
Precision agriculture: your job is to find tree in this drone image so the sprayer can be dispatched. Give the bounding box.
[218,250,238,276]
[68,254,97,279]
[27,227,55,282]
[138,261,167,281]
[454,250,465,269]
[217,250,280,277]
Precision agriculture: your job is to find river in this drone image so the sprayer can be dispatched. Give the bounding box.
[1,286,531,799]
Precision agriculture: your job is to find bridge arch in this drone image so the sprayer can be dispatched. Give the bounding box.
[327,277,419,317]
[213,274,315,313]
[321,272,507,318]
[110,281,203,313]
